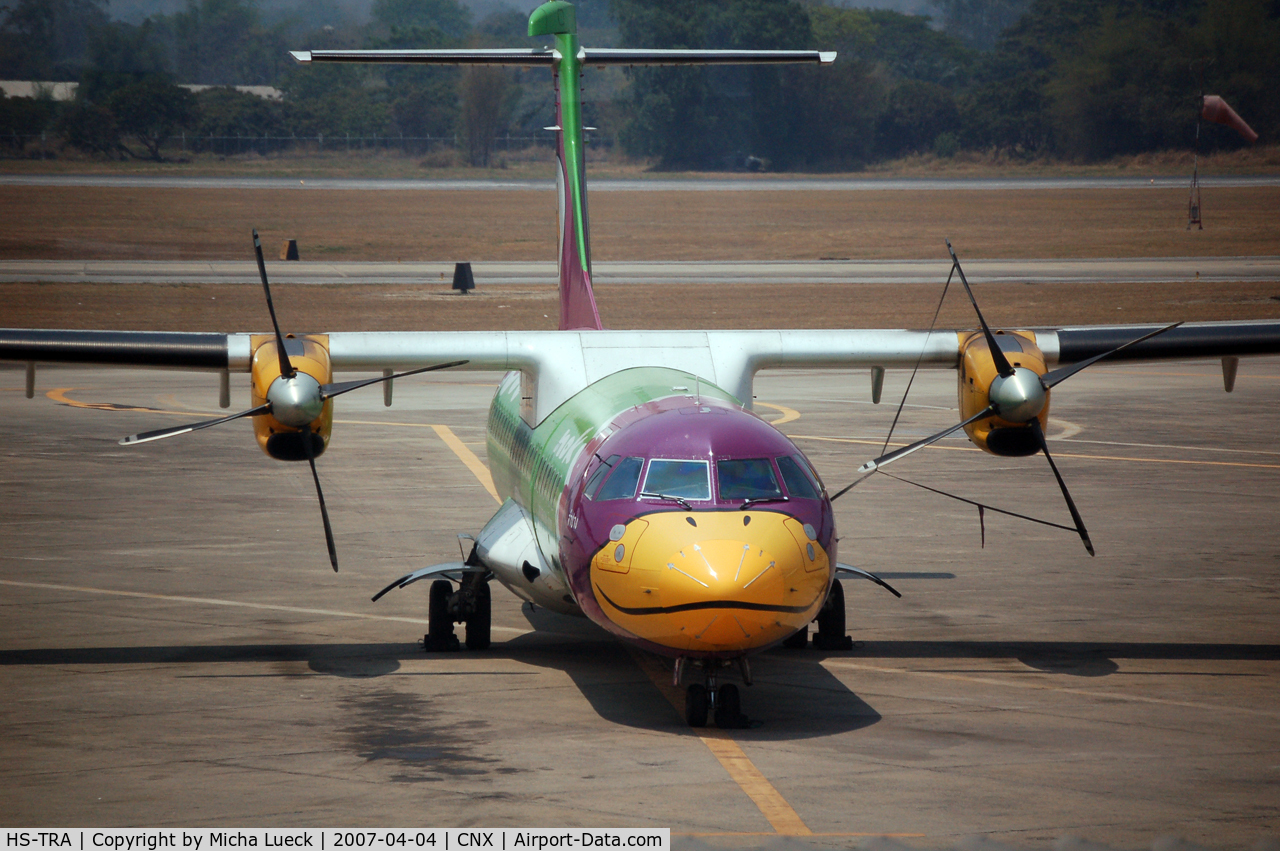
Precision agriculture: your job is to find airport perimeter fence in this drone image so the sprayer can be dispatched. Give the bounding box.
[2,131,616,159]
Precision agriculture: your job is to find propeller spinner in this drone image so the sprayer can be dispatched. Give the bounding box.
[853,242,1181,555]
[119,230,466,571]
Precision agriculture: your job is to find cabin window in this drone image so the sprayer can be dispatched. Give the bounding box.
[595,456,643,501]
[717,458,782,501]
[584,454,621,499]
[642,459,711,501]
[776,455,820,499]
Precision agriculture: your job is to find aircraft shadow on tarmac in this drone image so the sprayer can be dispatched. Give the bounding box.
[507,604,883,739]
[3,629,1275,732]
[842,639,1280,677]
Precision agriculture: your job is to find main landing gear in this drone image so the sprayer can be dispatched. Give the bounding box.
[782,579,854,651]
[676,657,752,729]
[424,573,491,652]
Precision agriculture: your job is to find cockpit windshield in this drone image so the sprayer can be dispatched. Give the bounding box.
[776,454,821,499]
[642,459,711,501]
[595,456,644,500]
[717,458,782,501]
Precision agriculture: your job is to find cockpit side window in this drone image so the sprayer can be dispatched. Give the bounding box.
[584,454,621,499]
[717,458,782,500]
[642,459,711,501]
[776,454,820,499]
[595,456,643,501]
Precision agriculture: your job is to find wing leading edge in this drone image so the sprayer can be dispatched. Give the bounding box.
[6,322,1280,424]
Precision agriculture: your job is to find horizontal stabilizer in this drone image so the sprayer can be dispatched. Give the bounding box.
[291,48,836,68]
[580,48,835,66]
[292,48,557,66]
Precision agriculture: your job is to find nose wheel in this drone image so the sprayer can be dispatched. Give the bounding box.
[678,659,751,729]
[423,573,491,652]
[684,684,709,727]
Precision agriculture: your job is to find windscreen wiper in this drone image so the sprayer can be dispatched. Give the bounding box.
[640,491,693,510]
[740,495,789,510]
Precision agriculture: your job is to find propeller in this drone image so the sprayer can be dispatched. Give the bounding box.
[1029,416,1094,556]
[301,418,340,571]
[255,229,296,379]
[119,229,467,571]
[851,242,1182,555]
[948,239,1015,380]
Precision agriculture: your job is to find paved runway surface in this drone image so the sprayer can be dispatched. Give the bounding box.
[2,360,1278,846]
[5,257,1279,286]
[3,174,1279,191]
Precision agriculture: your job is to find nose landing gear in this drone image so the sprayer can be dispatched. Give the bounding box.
[812,578,854,651]
[423,572,492,652]
[676,657,751,729]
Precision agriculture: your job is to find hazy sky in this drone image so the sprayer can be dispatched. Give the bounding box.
[107,0,941,28]
[107,0,531,25]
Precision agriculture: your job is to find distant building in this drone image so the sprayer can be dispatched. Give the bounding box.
[1,81,284,101]
[0,81,78,101]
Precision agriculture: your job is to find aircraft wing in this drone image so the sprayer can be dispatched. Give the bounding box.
[1050,321,1280,362]
[0,329,231,369]
[8,322,1277,372]
[5,321,1280,420]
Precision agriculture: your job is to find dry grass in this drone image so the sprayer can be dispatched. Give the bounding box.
[1,178,1277,332]
[2,184,1278,263]
[4,142,1278,179]
[4,279,1278,332]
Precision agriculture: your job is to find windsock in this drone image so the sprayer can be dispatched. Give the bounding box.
[1202,95,1258,143]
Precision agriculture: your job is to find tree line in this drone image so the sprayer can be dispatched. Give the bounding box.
[0,0,1273,168]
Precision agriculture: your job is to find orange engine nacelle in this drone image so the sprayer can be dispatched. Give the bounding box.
[249,334,334,461]
[957,329,1050,457]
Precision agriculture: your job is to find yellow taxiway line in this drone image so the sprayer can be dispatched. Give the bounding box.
[41,386,818,836]
[430,423,501,503]
[625,649,813,836]
[46,388,502,500]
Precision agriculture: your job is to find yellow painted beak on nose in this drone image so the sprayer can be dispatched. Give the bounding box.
[590,510,830,655]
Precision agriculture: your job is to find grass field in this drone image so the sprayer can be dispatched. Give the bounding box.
[3,185,1278,262]
[1,171,1277,332]
[3,140,1278,179]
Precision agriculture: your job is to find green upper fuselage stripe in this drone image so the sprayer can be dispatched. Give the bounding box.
[555,32,590,272]
[486,368,743,574]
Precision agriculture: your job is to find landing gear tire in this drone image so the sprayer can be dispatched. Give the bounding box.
[813,579,853,651]
[714,683,748,729]
[685,684,709,728]
[465,581,491,650]
[782,625,808,649]
[425,579,460,652]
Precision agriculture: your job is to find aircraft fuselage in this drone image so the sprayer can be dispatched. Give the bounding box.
[485,366,835,660]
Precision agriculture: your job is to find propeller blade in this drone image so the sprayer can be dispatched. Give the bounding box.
[1040,322,1183,389]
[858,404,996,474]
[253,229,296,379]
[878,469,1082,535]
[119,403,271,446]
[301,430,339,572]
[829,471,873,502]
[319,360,469,400]
[1030,418,1095,557]
[947,239,1014,378]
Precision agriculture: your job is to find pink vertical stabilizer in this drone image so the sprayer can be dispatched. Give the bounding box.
[552,68,604,331]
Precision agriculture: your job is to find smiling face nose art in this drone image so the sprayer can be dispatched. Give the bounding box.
[589,509,829,654]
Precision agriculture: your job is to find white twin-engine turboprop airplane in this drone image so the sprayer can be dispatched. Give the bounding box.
[3,0,1279,728]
